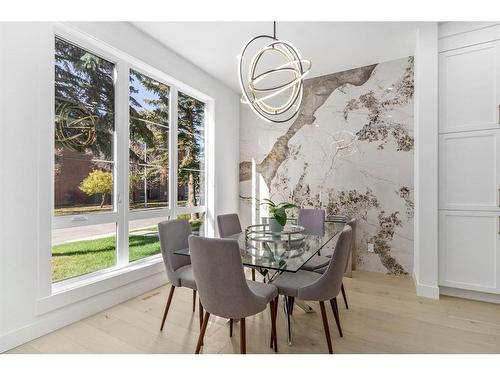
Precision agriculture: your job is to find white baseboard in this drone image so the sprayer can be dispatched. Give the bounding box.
[412,271,440,299]
[440,286,500,304]
[0,271,167,353]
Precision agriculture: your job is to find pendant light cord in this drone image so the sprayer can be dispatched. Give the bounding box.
[273,21,277,39]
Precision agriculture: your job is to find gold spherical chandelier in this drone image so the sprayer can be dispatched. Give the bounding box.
[238,22,311,123]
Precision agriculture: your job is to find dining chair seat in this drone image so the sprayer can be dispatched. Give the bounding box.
[272,270,322,297]
[322,235,339,258]
[314,265,327,274]
[174,264,197,290]
[301,255,331,271]
[247,280,280,303]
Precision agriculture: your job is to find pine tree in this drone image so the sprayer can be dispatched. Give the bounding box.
[177,92,205,216]
[55,38,205,213]
[55,37,114,161]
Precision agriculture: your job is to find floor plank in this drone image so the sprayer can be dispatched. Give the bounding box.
[6,271,500,354]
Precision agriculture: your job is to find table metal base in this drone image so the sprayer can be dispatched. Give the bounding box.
[282,297,316,345]
[295,300,315,313]
[283,296,292,345]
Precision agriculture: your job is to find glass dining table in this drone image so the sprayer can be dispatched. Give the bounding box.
[174,217,347,345]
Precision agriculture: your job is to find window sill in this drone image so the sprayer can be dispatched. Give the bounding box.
[36,255,165,316]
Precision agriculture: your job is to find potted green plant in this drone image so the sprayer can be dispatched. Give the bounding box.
[260,198,298,233]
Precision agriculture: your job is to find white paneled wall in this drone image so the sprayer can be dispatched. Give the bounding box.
[439,211,500,294]
[439,130,500,211]
[438,22,500,301]
[439,42,500,133]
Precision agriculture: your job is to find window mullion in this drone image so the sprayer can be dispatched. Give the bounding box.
[116,61,130,266]
[169,87,179,218]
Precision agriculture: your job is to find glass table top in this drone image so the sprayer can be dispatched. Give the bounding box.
[261,215,348,224]
[174,221,346,274]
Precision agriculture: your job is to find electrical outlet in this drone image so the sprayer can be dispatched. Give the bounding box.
[367,243,375,253]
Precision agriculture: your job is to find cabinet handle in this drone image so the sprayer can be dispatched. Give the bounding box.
[498,216,500,235]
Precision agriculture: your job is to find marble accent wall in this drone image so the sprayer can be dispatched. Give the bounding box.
[239,57,414,275]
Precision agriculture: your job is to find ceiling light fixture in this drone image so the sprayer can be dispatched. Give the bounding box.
[238,22,311,123]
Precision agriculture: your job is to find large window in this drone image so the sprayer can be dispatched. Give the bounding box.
[127,70,170,262]
[53,37,117,282]
[54,37,115,216]
[129,70,170,211]
[177,92,205,208]
[52,36,208,283]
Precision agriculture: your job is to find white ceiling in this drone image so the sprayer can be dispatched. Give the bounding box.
[132,22,419,93]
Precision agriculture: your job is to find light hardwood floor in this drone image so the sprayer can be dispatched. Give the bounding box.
[7,271,500,354]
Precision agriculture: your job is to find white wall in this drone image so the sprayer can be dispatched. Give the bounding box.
[413,23,440,299]
[0,22,239,352]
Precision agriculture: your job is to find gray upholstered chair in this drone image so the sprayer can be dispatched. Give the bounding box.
[271,226,352,354]
[298,208,326,235]
[217,213,242,238]
[158,219,202,332]
[217,213,256,281]
[315,218,357,309]
[188,236,279,354]
[299,209,331,272]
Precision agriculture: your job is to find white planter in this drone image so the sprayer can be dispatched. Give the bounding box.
[268,217,284,233]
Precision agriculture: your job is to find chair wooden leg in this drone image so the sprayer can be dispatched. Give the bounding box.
[274,296,279,348]
[319,301,333,354]
[195,311,210,354]
[289,297,295,315]
[269,301,274,349]
[269,299,278,352]
[341,283,349,309]
[269,302,274,348]
[240,317,246,354]
[251,268,256,281]
[229,319,233,337]
[330,297,343,337]
[269,298,278,349]
[284,296,292,345]
[192,290,197,312]
[160,285,175,331]
[198,299,204,329]
[198,300,203,343]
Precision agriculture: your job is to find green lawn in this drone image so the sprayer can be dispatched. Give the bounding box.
[52,232,161,282]
[52,219,203,282]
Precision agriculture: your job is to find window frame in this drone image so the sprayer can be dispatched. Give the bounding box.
[39,24,213,302]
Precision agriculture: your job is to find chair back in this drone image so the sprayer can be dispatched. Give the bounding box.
[298,226,352,301]
[298,208,325,236]
[158,219,192,286]
[217,213,242,238]
[188,236,267,319]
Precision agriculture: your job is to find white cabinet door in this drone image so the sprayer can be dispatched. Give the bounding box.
[439,211,500,293]
[439,129,500,211]
[439,42,500,133]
